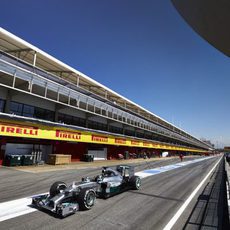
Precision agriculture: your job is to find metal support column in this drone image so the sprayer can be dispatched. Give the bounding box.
[33,51,37,66]
[4,89,13,114]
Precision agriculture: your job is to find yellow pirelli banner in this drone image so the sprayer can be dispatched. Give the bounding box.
[0,120,205,153]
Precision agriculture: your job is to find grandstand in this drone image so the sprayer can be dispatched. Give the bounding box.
[0,28,213,163]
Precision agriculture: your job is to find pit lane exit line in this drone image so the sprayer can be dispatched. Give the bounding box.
[0,156,215,222]
[135,156,214,178]
[0,192,48,222]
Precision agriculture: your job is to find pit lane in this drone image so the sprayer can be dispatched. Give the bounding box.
[0,156,223,229]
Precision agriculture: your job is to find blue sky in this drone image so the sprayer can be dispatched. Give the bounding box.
[1,0,229,147]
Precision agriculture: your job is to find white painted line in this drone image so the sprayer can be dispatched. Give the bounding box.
[0,197,36,222]
[0,156,216,222]
[163,156,222,230]
[226,181,230,210]
[226,181,229,200]
[135,157,214,179]
[0,192,50,222]
[135,171,154,178]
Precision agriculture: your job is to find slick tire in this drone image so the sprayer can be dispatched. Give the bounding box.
[78,188,96,210]
[130,176,141,190]
[50,181,67,197]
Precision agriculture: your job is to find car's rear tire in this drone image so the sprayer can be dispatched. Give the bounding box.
[50,181,67,197]
[78,188,96,210]
[130,176,141,190]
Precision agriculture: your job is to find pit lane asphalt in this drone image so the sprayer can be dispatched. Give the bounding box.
[0,156,221,229]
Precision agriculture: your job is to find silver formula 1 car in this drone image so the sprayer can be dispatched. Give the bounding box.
[32,179,98,217]
[32,165,141,217]
[96,165,141,198]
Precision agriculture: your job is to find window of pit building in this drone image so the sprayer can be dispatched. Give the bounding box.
[88,120,107,131]
[124,129,135,136]
[34,107,54,121]
[109,125,123,134]
[0,99,5,112]
[23,104,35,117]
[58,113,86,127]
[10,101,23,116]
[10,101,54,121]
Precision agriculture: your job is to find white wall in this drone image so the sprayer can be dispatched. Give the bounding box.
[162,152,169,157]
[88,148,107,160]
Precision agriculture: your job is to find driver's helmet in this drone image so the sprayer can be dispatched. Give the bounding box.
[82,177,90,182]
[96,175,103,182]
[103,169,113,177]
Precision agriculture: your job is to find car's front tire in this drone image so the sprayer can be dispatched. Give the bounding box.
[78,188,96,210]
[49,181,67,197]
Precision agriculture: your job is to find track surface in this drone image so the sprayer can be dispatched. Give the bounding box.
[0,156,221,230]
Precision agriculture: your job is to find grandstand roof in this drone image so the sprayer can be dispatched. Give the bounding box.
[172,0,230,57]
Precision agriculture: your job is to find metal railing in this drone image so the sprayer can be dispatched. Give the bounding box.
[0,52,210,149]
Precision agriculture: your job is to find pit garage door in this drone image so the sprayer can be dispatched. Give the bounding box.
[88,148,107,160]
[5,143,52,161]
